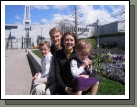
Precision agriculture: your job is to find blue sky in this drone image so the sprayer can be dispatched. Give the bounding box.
[3,1,127,26]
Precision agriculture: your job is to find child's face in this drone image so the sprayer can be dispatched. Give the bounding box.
[76,49,90,61]
[39,44,50,57]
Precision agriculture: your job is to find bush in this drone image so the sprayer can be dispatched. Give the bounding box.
[100,42,117,49]
[84,38,96,49]
[33,46,39,49]
[89,32,125,39]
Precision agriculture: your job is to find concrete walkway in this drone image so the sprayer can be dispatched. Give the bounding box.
[5,49,33,95]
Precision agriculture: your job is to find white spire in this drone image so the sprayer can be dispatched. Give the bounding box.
[24,5,30,19]
[23,5,31,25]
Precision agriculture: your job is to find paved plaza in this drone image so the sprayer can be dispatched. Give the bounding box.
[5,49,33,95]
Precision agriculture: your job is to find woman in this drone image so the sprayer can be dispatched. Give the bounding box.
[54,31,96,95]
[54,31,77,95]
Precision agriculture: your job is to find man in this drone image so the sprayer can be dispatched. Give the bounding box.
[49,27,62,55]
[41,27,62,95]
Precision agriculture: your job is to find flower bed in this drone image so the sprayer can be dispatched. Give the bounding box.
[89,52,125,85]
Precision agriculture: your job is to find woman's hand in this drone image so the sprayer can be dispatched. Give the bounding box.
[65,87,74,95]
[33,72,40,80]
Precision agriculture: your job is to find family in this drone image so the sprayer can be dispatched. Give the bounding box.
[30,27,99,95]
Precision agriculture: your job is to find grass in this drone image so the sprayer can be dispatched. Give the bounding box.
[96,74,125,95]
[31,49,125,95]
[31,49,42,58]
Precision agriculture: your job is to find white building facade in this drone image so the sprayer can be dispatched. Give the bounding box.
[5,5,57,49]
[5,5,124,49]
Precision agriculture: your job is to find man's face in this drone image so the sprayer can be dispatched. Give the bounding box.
[50,32,62,46]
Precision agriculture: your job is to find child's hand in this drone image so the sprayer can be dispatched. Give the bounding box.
[88,60,93,71]
[82,58,91,68]
[33,73,40,80]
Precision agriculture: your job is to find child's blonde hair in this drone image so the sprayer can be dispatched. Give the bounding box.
[39,41,50,49]
[75,39,92,52]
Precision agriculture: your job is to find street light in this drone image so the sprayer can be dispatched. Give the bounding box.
[40,27,43,42]
[87,19,99,48]
[96,19,99,48]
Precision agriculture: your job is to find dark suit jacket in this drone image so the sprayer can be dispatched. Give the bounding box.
[50,44,58,56]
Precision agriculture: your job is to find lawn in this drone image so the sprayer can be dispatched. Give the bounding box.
[32,49,42,58]
[96,74,125,95]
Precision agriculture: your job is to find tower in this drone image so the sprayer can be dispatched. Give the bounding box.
[23,5,31,48]
[23,5,31,25]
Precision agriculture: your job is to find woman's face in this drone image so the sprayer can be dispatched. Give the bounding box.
[63,34,75,51]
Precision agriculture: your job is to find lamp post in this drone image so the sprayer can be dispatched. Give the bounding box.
[41,27,43,42]
[22,36,23,49]
[86,20,99,48]
[96,19,99,48]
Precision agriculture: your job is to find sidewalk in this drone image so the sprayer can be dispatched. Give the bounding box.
[5,49,33,95]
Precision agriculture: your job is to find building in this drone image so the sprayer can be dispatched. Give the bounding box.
[5,5,124,49]
[5,5,57,49]
[5,5,95,49]
[98,21,125,35]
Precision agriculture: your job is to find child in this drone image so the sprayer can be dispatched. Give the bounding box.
[30,41,57,95]
[70,39,99,95]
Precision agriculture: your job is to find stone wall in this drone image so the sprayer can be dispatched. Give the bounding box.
[27,49,41,73]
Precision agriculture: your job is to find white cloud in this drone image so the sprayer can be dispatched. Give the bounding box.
[48,5,117,26]
[30,5,125,26]
[74,5,124,25]
[31,5,49,10]
[110,5,125,15]
[41,19,48,23]
[50,14,66,24]
[52,5,68,10]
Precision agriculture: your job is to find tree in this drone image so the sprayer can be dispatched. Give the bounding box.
[58,5,92,37]
[57,18,72,35]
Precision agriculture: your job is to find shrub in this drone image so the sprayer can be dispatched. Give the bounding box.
[100,42,117,49]
[84,38,96,49]
[33,46,39,49]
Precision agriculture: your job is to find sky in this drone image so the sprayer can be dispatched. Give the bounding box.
[4,1,127,26]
